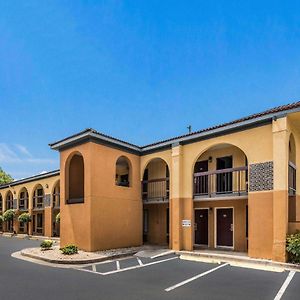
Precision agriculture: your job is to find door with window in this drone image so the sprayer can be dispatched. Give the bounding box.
[194,209,209,245]
[216,156,233,194]
[143,209,148,243]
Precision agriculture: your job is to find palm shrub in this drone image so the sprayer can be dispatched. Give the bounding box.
[286,232,300,263]
[3,209,15,222]
[55,212,60,224]
[40,240,53,250]
[0,215,3,223]
[3,209,15,233]
[60,244,78,255]
[18,212,31,234]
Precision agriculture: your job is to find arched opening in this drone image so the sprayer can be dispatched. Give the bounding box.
[288,134,297,222]
[66,153,84,204]
[32,185,44,235]
[18,187,29,234]
[52,181,60,237]
[6,191,14,210]
[115,156,131,187]
[193,144,248,198]
[192,143,248,252]
[19,188,29,211]
[289,134,296,196]
[5,191,14,232]
[142,158,170,246]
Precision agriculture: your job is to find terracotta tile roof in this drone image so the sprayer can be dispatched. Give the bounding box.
[141,100,300,148]
[50,100,300,151]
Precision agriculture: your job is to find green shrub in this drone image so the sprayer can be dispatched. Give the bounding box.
[3,209,15,222]
[40,240,53,250]
[55,212,60,224]
[18,212,31,223]
[286,232,300,263]
[60,244,78,255]
[0,215,3,223]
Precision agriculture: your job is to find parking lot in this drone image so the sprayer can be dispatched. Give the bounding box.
[1,237,300,300]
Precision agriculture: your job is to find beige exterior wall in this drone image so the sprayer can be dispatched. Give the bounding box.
[60,142,142,252]
[1,111,299,263]
[0,174,60,236]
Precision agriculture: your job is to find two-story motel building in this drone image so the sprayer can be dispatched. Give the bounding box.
[1,101,300,263]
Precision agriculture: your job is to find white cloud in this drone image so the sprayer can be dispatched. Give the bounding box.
[15,144,33,158]
[0,143,57,164]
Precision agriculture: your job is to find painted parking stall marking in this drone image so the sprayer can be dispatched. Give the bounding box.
[165,263,229,292]
[76,255,178,276]
[274,270,296,300]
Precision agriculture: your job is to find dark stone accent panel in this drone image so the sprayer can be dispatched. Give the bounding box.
[44,194,51,207]
[249,161,273,191]
[13,199,17,209]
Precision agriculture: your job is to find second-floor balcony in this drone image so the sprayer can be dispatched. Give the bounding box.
[193,166,248,200]
[33,196,44,210]
[142,178,170,203]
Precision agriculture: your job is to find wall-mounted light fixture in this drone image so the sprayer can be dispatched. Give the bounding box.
[208,156,213,163]
[45,184,49,188]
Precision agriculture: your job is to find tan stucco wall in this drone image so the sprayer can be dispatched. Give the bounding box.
[0,174,60,236]
[60,142,142,252]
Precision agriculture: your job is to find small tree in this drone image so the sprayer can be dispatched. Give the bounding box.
[0,215,3,224]
[3,209,15,233]
[18,212,31,234]
[0,167,13,185]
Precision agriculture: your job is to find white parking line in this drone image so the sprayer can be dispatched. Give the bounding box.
[75,256,178,276]
[165,263,229,292]
[92,264,96,272]
[116,261,120,270]
[274,271,296,300]
[137,257,143,266]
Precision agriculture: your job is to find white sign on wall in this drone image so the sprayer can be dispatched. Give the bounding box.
[182,219,191,227]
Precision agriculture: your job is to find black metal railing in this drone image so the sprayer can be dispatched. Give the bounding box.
[194,166,248,198]
[142,178,169,202]
[19,198,28,210]
[33,196,44,209]
[53,193,60,208]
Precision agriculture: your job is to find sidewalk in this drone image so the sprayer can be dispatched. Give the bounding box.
[177,249,300,272]
[1,232,60,241]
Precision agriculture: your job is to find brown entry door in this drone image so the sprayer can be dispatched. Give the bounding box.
[216,208,233,247]
[195,209,208,245]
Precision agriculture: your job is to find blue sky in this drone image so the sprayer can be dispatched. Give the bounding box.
[1,1,300,179]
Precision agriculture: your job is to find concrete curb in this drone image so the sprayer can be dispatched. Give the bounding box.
[20,249,138,265]
[177,251,300,272]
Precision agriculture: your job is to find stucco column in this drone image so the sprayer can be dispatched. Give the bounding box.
[272,117,289,262]
[170,144,183,250]
[44,194,53,237]
[295,132,300,222]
